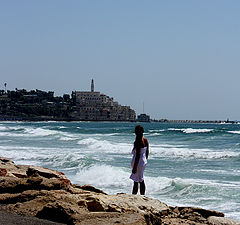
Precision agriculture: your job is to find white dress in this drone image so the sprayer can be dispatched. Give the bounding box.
[130,147,147,182]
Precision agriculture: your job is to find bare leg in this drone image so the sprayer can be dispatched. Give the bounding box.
[132,182,138,194]
[140,180,145,195]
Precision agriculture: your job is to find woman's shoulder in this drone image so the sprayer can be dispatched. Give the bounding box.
[143,137,149,147]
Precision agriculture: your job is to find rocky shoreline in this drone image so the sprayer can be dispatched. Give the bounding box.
[0,157,239,225]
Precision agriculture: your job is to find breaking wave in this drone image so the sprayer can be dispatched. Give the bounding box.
[228,131,240,135]
[168,128,214,134]
[77,138,131,154]
[150,145,239,159]
[0,126,63,137]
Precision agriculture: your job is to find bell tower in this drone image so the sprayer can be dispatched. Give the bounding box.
[91,79,94,92]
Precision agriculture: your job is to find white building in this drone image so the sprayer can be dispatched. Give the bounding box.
[71,80,135,121]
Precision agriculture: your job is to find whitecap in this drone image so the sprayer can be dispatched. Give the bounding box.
[147,133,162,136]
[0,126,8,131]
[73,164,132,193]
[149,145,239,159]
[148,129,165,132]
[59,136,78,141]
[228,131,240,135]
[168,128,213,133]
[0,127,64,137]
[77,138,132,154]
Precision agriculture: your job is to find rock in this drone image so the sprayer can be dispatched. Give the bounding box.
[0,209,64,225]
[36,203,75,225]
[0,157,71,194]
[0,156,239,225]
[73,184,107,194]
[0,157,15,164]
[208,216,240,225]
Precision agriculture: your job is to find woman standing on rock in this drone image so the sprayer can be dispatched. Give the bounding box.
[130,125,149,195]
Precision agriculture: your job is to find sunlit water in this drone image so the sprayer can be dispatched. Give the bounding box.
[0,121,239,220]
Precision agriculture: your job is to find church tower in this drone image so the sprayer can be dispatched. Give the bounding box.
[91,79,94,92]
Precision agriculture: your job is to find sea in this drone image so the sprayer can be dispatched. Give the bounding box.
[0,121,239,220]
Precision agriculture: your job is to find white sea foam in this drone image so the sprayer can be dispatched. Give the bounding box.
[73,164,231,197]
[76,137,240,159]
[150,145,239,159]
[194,169,240,177]
[0,126,64,137]
[0,126,8,131]
[77,138,132,154]
[148,129,165,132]
[0,145,88,169]
[94,133,122,137]
[58,126,67,129]
[73,164,132,192]
[24,127,61,136]
[59,136,78,141]
[168,128,213,133]
[146,132,162,137]
[0,125,22,131]
[76,165,176,193]
[228,131,240,134]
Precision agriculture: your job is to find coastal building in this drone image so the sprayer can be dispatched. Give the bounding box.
[137,113,150,122]
[71,80,136,121]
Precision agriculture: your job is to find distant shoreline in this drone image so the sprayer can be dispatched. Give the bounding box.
[0,115,238,124]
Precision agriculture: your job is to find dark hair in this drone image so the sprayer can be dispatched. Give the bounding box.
[135,125,144,135]
[134,125,144,149]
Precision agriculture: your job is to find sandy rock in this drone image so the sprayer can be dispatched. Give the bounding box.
[0,157,27,178]
[73,184,107,194]
[208,216,240,225]
[0,157,71,194]
[76,212,148,225]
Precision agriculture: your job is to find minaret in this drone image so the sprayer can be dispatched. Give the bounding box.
[91,79,94,92]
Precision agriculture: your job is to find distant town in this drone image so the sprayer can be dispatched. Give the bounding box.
[0,80,137,122]
[0,81,237,123]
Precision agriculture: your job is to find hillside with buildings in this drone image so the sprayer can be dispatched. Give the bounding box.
[0,80,136,121]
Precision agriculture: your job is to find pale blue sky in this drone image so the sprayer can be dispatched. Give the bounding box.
[1,1,240,120]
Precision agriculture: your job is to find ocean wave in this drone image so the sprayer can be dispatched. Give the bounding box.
[194,169,240,177]
[24,127,60,136]
[0,126,65,137]
[228,131,240,135]
[94,133,122,137]
[146,132,162,137]
[73,164,239,200]
[77,138,132,154]
[148,129,165,132]
[0,126,8,131]
[0,124,24,132]
[74,164,132,192]
[59,136,79,141]
[0,145,89,169]
[150,146,240,159]
[168,128,214,134]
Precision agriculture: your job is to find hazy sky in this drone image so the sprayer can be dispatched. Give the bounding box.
[1,1,240,120]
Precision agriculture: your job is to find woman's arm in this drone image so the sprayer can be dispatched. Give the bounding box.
[144,138,149,159]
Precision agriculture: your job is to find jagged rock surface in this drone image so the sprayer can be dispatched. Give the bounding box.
[0,157,239,225]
